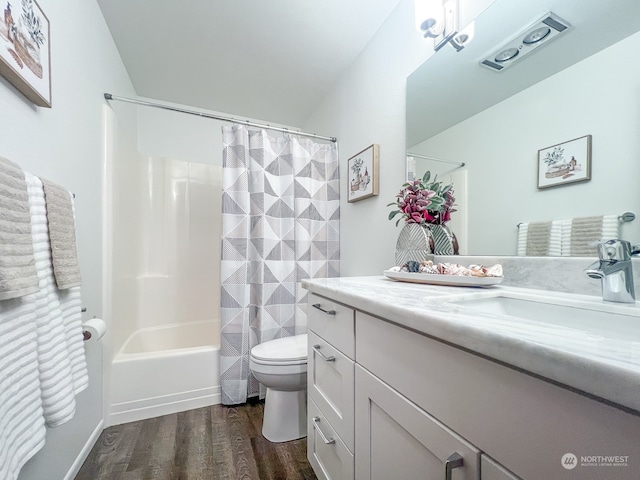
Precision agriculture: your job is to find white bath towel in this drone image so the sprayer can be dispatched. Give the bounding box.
[0,157,39,300]
[58,286,89,394]
[26,173,88,427]
[0,295,46,480]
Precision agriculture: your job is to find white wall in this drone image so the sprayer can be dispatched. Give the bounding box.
[302,0,495,276]
[302,0,431,276]
[0,0,136,478]
[413,30,640,254]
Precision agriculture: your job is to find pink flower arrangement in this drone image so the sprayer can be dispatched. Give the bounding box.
[388,171,456,226]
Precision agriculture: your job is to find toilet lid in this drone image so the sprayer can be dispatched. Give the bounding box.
[251,334,308,363]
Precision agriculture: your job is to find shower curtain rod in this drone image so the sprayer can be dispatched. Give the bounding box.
[104,93,338,143]
[406,152,465,167]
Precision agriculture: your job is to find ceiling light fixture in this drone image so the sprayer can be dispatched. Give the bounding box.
[415,0,462,52]
[481,12,571,72]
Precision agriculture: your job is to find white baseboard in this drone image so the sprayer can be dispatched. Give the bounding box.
[64,419,104,480]
[109,386,221,426]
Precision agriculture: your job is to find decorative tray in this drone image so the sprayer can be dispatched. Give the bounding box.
[383,270,503,287]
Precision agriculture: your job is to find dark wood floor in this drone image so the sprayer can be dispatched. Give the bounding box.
[75,400,317,480]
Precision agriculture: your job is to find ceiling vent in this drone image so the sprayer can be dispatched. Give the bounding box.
[481,13,571,72]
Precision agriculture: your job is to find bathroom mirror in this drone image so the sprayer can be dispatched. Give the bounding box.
[406,0,640,255]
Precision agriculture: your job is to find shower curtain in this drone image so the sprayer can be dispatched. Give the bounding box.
[220,125,339,405]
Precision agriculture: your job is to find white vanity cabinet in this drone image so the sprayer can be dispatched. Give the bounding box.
[304,280,640,480]
[307,293,355,480]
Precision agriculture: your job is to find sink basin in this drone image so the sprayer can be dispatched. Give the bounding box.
[449,292,640,339]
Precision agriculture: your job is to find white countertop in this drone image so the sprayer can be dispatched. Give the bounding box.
[302,276,640,414]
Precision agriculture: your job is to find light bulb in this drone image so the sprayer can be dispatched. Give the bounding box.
[450,20,474,51]
[415,0,444,37]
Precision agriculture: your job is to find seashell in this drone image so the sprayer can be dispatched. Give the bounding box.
[404,260,421,273]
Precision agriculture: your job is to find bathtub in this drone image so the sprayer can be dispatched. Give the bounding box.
[110,320,221,425]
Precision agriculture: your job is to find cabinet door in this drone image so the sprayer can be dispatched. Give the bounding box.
[308,398,354,480]
[355,366,480,480]
[308,331,355,452]
[481,455,521,480]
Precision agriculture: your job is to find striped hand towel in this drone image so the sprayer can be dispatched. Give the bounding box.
[0,157,39,300]
[516,223,529,256]
[26,173,88,427]
[562,215,619,256]
[40,178,82,289]
[517,221,563,256]
[0,295,46,480]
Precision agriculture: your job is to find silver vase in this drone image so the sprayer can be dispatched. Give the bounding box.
[426,224,459,255]
[395,223,435,266]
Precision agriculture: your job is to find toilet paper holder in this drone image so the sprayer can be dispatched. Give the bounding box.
[82,307,90,341]
[82,317,106,342]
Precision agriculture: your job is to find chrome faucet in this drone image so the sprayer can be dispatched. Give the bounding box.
[585,239,637,303]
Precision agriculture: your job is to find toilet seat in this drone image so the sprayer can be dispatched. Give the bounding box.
[250,334,308,365]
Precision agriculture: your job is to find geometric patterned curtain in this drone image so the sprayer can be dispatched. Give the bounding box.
[220,125,339,405]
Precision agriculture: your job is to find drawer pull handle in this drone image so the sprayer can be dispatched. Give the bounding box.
[312,416,335,444]
[445,452,464,480]
[312,303,336,315]
[312,344,335,362]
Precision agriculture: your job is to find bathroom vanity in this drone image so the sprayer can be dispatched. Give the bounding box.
[304,276,640,480]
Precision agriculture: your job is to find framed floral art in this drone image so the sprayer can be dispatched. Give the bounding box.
[0,0,51,107]
[347,144,379,203]
[537,135,591,189]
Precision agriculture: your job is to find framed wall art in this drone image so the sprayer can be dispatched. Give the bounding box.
[537,135,591,189]
[0,0,51,107]
[347,144,379,203]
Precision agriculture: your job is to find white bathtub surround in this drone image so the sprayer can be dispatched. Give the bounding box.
[302,276,640,413]
[220,125,339,405]
[106,136,223,424]
[109,320,220,425]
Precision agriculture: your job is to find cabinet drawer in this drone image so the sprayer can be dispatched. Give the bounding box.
[481,455,521,480]
[308,331,354,452]
[308,293,354,359]
[355,365,480,480]
[308,398,354,480]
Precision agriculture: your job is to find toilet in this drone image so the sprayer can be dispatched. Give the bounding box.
[249,333,308,443]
